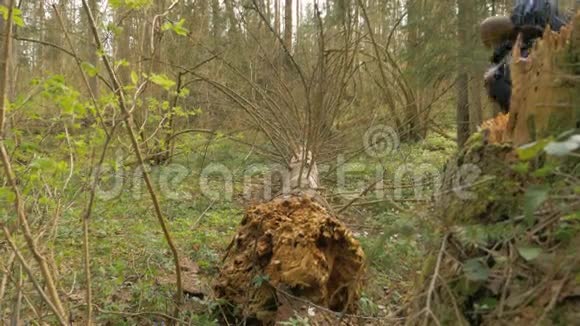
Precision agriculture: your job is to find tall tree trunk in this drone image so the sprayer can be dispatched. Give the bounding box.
[152,0,165,74]
[0,0,9,102]
[275,0,280,36]
[225,0,238,41]
[469,3,483,132]
[35,1,44,71]
[87,0,99,97]
[469,73,483,132]
[116,11,131,84]
[284,0,293,52]
[405,0,422,141]
[456,0,471,147]
[46,2,66,73]
[295,0,300,44]
[0,0,4,41]
[198,0,209,37]
[212,0,223,42]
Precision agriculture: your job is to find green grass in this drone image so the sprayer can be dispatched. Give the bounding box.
[47,131,456,323]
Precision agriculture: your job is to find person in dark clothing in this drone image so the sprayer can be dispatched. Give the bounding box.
[480,0,569,113]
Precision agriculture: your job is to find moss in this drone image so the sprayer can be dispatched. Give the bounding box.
[463,132,484,154]
[438,132,522,226]
[409,14,580,325]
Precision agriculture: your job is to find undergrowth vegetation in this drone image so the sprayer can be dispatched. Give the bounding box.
[1,0,577,325]
[36,132,455,324]
[2,68,459,324]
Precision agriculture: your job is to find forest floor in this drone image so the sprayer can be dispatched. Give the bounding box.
[53,131,456,325]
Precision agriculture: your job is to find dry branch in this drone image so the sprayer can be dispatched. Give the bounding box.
[0,0,68,321]
[80,0,183,317]
[2,227,68,326]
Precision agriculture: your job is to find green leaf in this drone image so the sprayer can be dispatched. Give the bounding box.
[106,23,124,36]
[511,162,530,175]
[161,22,173,32]
[162,19,189,36]
[252,275,270,287]
[0,187,16,204]
[115,59,129,69]
[178,87,190,98]
[475,297,498,311]
[517,137,553,161]
[150,74,176,90]
[0,6,9,20]
[110,0,152,9]
[96,48,106,58]
[516,246,542,261]
[463,258,489,282]
[81,62,99,77]
[562,212,580,222]
[531,163,556,178]
[524,185,549,223]
[0,6,25,27]
[130,71,139,85]
[30,157,57,171]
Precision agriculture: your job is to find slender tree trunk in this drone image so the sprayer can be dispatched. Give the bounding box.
[275,0,280,36]
[337,0,347,26]
[456,74,470,147]
[225,0,238,40]
[405,0,422,141]
[265,0,271,21]
[456,0,471,147]
[198,0,209,36]
[46,3,65,73]
[35,1,44,71]
[469,2,483,132]
[212,0,222,41]
[284,0,292,52]
[295,0,300,44]
[0,0,5,121]
[116,11,131,84]
[152,0,165,74]
[469,74,483,132]
[87,0,99,96]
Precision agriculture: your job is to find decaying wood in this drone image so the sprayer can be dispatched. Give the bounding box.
[506,12,579,145]
[408,11,580,326]
[215,190,365,324]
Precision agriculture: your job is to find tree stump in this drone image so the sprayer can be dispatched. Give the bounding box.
[407,12,580,326]
[507,13,579,145]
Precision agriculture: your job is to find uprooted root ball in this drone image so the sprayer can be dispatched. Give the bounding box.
[214,192,366,324]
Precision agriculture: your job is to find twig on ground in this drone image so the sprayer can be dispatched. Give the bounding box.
[2,227,68,326]
[421,233,449,326]
[95,305,186,324]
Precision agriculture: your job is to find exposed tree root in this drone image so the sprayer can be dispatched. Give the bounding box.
[215,191,366,325]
